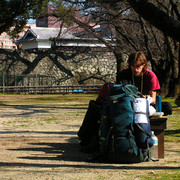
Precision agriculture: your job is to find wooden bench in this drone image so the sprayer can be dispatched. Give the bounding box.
[150,116,167,158]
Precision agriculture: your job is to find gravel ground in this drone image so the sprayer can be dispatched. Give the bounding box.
[0,98,179,180]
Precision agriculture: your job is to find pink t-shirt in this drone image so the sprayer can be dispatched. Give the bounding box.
[116,68,160,94]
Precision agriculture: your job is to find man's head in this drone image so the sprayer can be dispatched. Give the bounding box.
[128,51,148,77]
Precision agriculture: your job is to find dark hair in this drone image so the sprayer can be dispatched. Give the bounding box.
[128,51,148,71]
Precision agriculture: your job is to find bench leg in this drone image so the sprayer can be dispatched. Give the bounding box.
[154,130,164,158]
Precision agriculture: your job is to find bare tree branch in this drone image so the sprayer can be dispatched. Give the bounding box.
[101,0,180,41]
[126,0,180,41]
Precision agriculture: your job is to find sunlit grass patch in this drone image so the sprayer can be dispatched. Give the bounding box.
[161,97,180,142]
[43,117,60,122]
[29,94,97,104]
[165,108,180,142]
[0,94,98,105]
[162,97,180,108]
[140,169,180,180]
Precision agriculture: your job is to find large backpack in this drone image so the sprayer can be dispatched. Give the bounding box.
[77,82,114,153]
[99,84,152,163]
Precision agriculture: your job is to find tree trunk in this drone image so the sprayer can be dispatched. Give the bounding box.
[115,52,126,83]
[166,40,180,97]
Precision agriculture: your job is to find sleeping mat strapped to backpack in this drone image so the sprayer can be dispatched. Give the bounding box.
[99,84,151,163]
[133,98,153,149]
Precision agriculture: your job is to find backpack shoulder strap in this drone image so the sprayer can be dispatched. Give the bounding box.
[124,84,139,98]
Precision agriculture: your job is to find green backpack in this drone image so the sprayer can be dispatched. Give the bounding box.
[99,84,150,163]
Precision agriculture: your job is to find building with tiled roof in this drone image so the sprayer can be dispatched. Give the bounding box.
[16,26,108,49]
[16,27,76,49]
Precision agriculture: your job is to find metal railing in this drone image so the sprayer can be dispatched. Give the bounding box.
[0,85,102,94]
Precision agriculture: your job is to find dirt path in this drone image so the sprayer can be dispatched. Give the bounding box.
[0,100,179,179]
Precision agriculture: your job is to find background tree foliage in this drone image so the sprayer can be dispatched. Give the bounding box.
[0,0,47,37]
[0,0,179,97]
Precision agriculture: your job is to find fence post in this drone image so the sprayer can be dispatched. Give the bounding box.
[3,74,5,94]
[36,74,38,94]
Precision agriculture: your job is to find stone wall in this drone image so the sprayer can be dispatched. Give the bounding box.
[0,46,117,85]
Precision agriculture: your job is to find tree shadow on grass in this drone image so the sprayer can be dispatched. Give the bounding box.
[0,131,179,170]
[0,162,179,170]
[0,104,87,117]
[165,129,180,136]
[6,135,87,162]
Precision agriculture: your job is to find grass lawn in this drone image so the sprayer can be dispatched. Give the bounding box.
[162,97,180,143]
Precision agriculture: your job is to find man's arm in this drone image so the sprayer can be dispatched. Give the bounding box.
[149,90,157,104]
